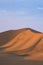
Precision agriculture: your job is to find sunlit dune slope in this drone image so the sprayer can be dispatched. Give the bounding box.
[0,28,43,56]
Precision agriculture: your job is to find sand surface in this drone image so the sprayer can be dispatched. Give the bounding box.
[0,28,43,65]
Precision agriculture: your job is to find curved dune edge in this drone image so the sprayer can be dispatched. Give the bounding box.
[0,28,43,60]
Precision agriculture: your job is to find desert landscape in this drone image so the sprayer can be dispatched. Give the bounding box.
[0,28,43,65]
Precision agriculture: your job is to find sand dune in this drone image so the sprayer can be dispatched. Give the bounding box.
[0,28,43,65]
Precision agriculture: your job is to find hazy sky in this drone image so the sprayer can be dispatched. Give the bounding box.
[0,0,43,32]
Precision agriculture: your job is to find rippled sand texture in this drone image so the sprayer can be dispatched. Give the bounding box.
[0,28,43,65]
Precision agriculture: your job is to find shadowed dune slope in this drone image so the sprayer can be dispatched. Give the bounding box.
[0,28,43,60]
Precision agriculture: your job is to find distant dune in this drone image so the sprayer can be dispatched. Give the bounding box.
[0,28,43,65]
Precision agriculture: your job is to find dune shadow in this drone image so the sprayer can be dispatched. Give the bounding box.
[0,54,43,65]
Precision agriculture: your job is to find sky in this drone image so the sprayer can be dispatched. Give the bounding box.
[0,0,43,32]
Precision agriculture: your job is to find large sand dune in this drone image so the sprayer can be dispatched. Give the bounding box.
[0,28,43,65]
